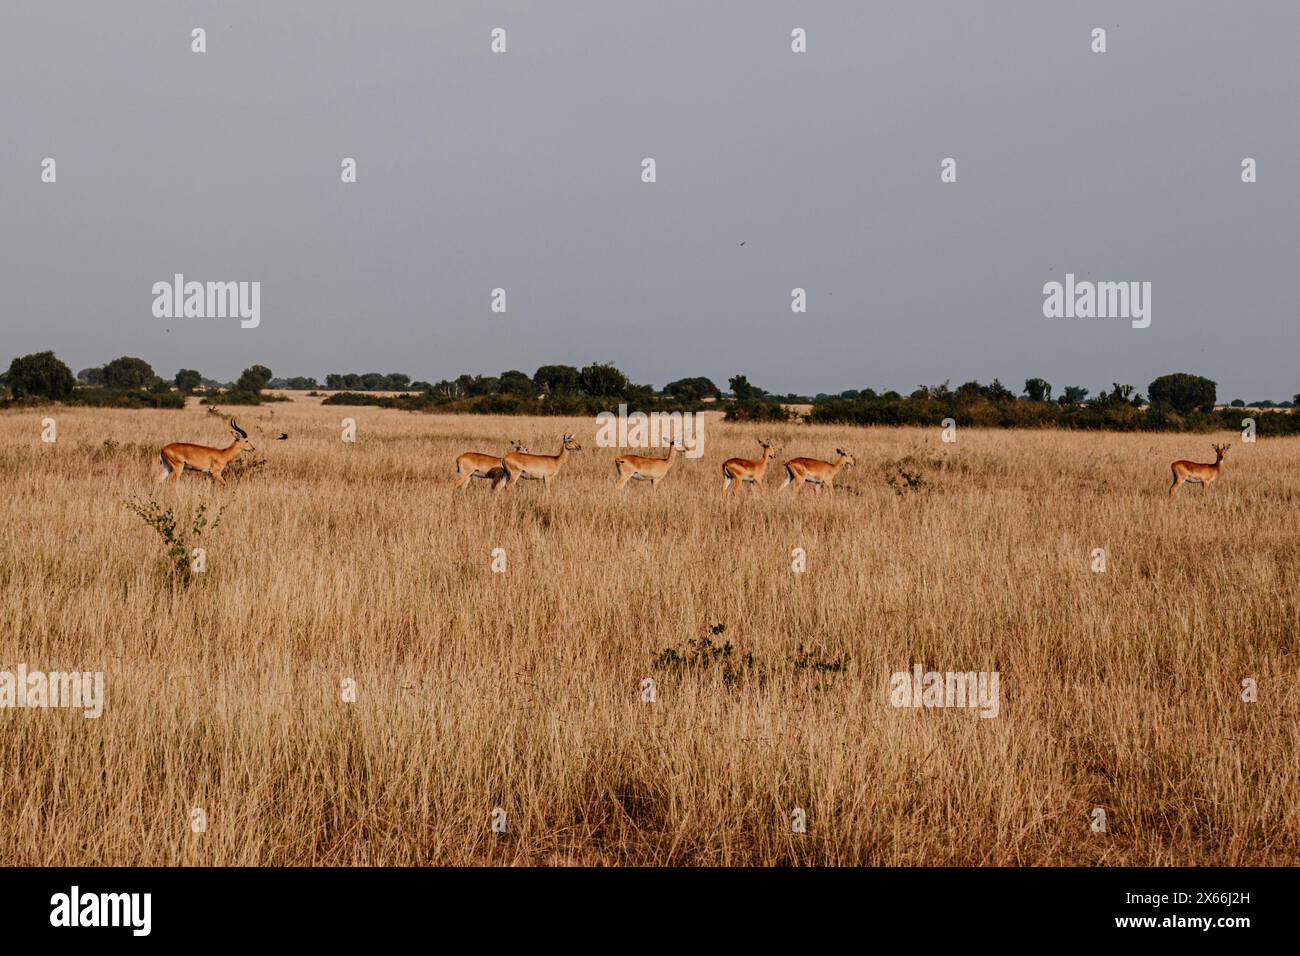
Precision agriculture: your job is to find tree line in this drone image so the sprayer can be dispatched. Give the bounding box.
[3,350,1297,434]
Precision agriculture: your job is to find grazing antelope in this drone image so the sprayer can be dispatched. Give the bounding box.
[158,418,255,486]
[721,438,774,495]
[613,440,683,491]
[501,434,582,491]
[1169,443,1230,498]
[453,440,527,492]
[780,448,856,493]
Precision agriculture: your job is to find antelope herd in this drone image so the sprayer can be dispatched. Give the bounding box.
[156,419,1237,500]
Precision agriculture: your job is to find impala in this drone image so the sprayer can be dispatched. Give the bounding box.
[613,440,684,490]
[501,434,582,491]
[1169,443,1230,497]
[780,448,856,493]
[158,418,255,485]
[453,440,527,492]
[721,438,774,495]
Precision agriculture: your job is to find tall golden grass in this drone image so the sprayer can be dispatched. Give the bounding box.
[1,398,1295,865]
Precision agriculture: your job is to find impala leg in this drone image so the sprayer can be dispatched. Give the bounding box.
[452,472,473,491]
[170,461,184,484]
[212,468,227,486]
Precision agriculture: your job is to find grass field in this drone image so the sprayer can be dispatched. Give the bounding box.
[1,397,1296,865]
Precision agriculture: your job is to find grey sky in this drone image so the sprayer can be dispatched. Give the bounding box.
[3,1,1297,400]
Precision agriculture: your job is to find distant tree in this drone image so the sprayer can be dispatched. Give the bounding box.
[1059,386,1089,405]
[533,364,580,395]
[729,374,756,400]
[579,362,630,397]
[77,367,106,386]
[838,389,861,400]
[174,368,202,392]
[498,370,537,397]
[359,372,386,390]
[102,356,155,390]
[1294,392,1300,407]
[6,351,75,400]
[664,376,720,401]
[385,373,411,390]
[1230,399,1245,407]
[985,379,1015,402]
[1148,373,1216,413]
[432,378,462,400]
[236,364,273,394]
[1092,383,1140,408]
[1023,378,1052,403]
[955,381,985,401]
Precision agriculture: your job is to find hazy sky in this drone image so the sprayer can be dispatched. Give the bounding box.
[3,1,1297,400]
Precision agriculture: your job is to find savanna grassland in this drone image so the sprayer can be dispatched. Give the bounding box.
[1,397,1296,866]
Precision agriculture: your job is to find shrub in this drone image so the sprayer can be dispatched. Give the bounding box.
[5,351,75,400]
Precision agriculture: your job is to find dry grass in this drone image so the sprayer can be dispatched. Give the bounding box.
[1,398,1296,865]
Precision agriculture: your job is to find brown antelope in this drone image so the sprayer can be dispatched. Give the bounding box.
[453,440,527,492]
[780,448,856,493]
[501,434,582,491]
[613,440,683,491]
[721,438,774,495]
[1169,443,1230,497]
[158,418,255,485]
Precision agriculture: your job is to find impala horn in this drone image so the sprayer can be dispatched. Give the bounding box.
[231,418,249,440]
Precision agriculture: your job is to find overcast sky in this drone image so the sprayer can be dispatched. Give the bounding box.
[3,1,1297,400]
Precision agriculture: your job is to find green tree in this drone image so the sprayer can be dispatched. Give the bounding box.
[532,365,580,395]
[1059,385,1089,405]
[1148,373,1216,413]
[6,351,75,399]
[664,376,720,401]
[102,356,155,390]
[729,374,755,400]
[579,362,630,397]
[174,368,202,392]
[236,364,273,393]
[498,370,537,397]
[1023,378,1052,403]
[77,367,106,386]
